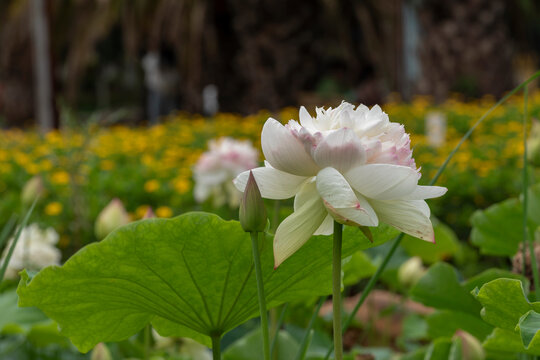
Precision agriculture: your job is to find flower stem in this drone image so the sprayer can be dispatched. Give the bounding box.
[270,303,288,359]
[251,231,270,360]
[332,221,343,360]
[211,334,221,360]
[143,324,150,360]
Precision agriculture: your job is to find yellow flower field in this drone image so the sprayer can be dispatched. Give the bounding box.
[0,94,538,248]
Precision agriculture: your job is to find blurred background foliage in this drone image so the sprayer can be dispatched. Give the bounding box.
[1,0,540,125]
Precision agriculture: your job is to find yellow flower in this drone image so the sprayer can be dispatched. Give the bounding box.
[173,177,190,195]
[45,202,63,216]
[100,160,115,171]
[51,171,70,185]
[144,179,160,193]
[156,206,173,218]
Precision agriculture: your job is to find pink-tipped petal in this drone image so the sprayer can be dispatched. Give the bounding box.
[369,199,435,242]
[316,167,378,227]
[261,118,319,176]
[313,128,366,173]
[401,185,448,200]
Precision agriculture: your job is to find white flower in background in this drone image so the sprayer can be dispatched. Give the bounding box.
[234,102,447,266]
[1,223,61,279]
[94,198,130,240]
[194,137,258,208]
[152,330,212,360]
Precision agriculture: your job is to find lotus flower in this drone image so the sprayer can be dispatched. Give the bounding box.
[234,102,447,266]
[1,224,61,279]
[194,137,258,208]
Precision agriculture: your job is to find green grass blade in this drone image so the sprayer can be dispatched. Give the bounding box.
[0,199,38,283]
[295,297,325,360]
[429,71,540,186]
[0,214,18,250]
[522,86,540,299]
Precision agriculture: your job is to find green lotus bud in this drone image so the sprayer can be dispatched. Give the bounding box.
[398,257,425,288]
[143,207,156,219]
[94,198,130,240]
[21,176,45,205]
[454,330,485,360]
[90,343,112,360]
[239,171,267,232]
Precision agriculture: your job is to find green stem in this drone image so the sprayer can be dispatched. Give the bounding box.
[144,324,150,360]
[332,221,343,360]
[270,303,289,359]
[523,86,540,298]
[269,308,278,359]
[251,231,270,360]
[323,233,404,360]
[212,334,221,360]
[295,297,325,360]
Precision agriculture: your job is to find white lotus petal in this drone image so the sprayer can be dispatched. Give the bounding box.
[316,167,378,227]
[313,128,366,173]
[294,180,334,236]
[293,179,317,210]
[314,214,334,235]
[234,167,308,200]
[299,106,315,129]
[401,185,448,200]
[413,200,431,218]
[274,195,327,267]
[261,118,319,176]
[345,164,419,200]
[369,199,435,242]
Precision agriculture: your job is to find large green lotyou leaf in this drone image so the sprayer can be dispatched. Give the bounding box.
[410,263,480,314]
[426,310,493,341]
[342,251,376,286]
[17,212,396,352]
[410,264,530,345]
[475,278,540,354]
[470,183,540,256]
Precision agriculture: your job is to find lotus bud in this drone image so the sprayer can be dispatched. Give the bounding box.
[90,343,112,360]
[454,330,485,360]
[143,207,156,219]
[94,198,130,240]
[398,257,426,288]
[21,176,45,205]
[239,171,267,232]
